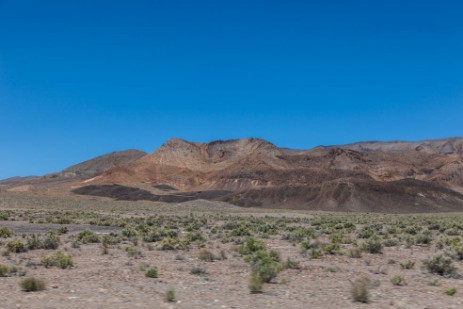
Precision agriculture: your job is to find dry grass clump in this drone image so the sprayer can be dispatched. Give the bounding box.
[350,277,370,303]
[20,277,46,292]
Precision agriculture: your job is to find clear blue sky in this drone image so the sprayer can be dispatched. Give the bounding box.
[1,0,462,178]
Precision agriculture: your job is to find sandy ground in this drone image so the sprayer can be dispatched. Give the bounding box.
[1,192,463,308]
[1,236,463,309]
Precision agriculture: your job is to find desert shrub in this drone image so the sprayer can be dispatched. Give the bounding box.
[77,230,100,244]
[122,226,138,238]
[0,227,12,238]
[249,274,263,294]
[58,226,69,234]
[300,240,319,251]
[42,232,60,250]
[423,254,456,277]
[20,277,46,292]
[348,247,362,258]
[400,260,415,270]
[283,258,300,270]
[102,233,121,246]
[362,236,383,254]
[185,231,205,242]
[7,239,27,253]
[239,237,266,255]
[198,249,216,262]
[145,267,158,278]
[323,243,342,255]
[230,226,252,237]
[252,260,282,283]
[245,249,280,265]
[283,227,316,243]
[357,227,374,239]
[25,233,59,250]
[26,234,42,250]
[404,225,420,235]
[0,264,23,277]
[415,232,432,245]
[190,267,207,276]
[143,229,163,242]
[159,237,188,250]
[445,287,457,296]
[446,229,460,236]
[390,275,406,286]
[428,279,440,286]
[246,250,282,283]
[383,239,399,247]
[165,288,175,302]
[310,248,323,259]
[41,251,73,269]
[126,245,141,258]
[351,277,369,303]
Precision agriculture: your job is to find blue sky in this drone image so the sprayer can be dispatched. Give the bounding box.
[1,0,462,178]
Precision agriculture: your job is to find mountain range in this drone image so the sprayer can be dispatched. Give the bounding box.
[1,137,463,213]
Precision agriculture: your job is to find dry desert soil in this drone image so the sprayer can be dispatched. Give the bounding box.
[1,191,463,309]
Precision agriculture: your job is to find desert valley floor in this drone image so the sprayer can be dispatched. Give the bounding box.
[1,191,463,309]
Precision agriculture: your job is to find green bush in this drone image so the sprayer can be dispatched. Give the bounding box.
[58,226,69,234]
[42,232,60,250]
[239,237,266,255]
[310,248,323,259]
[7,239,27,253]
[77,230,100,244]
[20,277,46,292]
[445,287,457,296]
[323,243,342,255]
[159,237,188,250]
[423,254,456,277]
[283,258,300,270]
[145,267,158,278]
[390,275,406,286]
[246,250,282,283]
[0,227,12,238]
[41,251,73,269]
[383,239,399,247]
[400,260,415,270]
[415,233,432,245]
[252,260,282,283]
[126,245,141,258]
[362,236,383,254]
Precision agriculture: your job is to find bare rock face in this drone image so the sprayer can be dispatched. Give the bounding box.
[3,137,463,213]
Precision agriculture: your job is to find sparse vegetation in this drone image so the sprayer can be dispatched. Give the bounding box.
[423,254,456,277]
[41,251,73,269]
[351,277,370,303]
[20,277,46,292]
[390,275,406,286]
[400,260,415,270]
[3,192,463,307]
[0,227,12,238]
[165,288,176,302]
[445,287,457,296]
[145,267,158,278]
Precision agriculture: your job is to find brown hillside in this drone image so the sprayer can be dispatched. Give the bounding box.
[67,137,463,212]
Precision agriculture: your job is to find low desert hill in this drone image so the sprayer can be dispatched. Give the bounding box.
[0,149,146,191]
[2,138,463,213]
